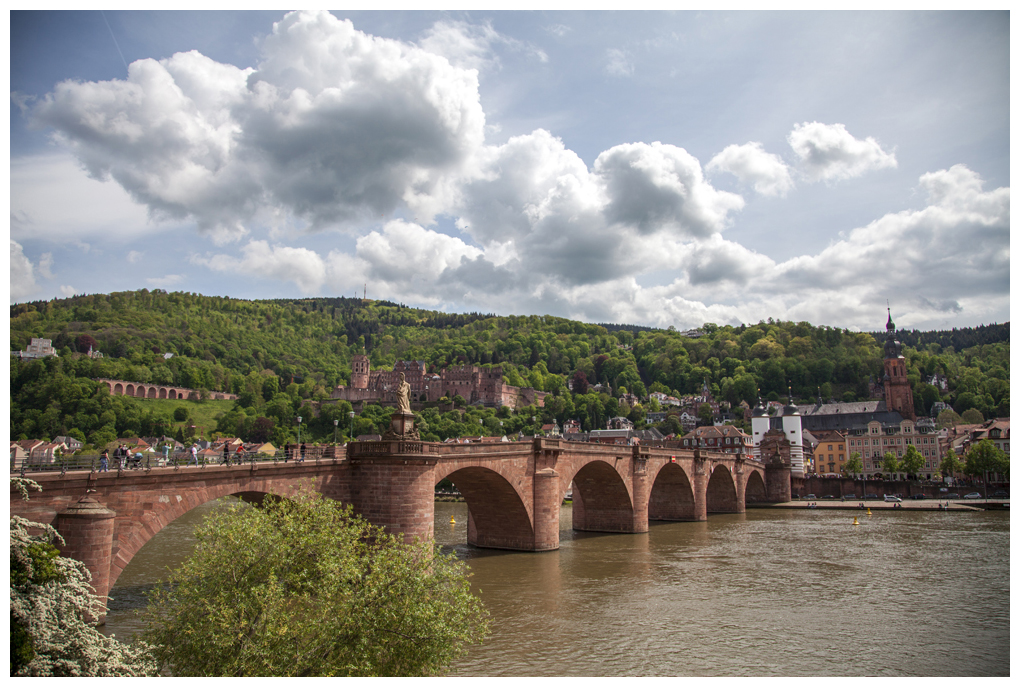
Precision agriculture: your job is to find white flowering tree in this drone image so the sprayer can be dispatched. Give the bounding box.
[10,478,157,677]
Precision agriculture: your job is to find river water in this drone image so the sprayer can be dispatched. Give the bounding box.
[104,499,1009,676]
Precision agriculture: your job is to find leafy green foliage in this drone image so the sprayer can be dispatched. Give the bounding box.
[882,452,900,476]
[963,439,1009,478]
[140,492,489,677]
[899,445,925,477]
[842,452,864,478]
[9,291,1009,444]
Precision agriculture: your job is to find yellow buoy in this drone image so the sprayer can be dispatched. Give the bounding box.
[450,516,456,525]
[852,517,859,526]
[867,508,872,516]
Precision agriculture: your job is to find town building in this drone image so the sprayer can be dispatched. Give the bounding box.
[751,397,806,474]
[678,425,753,459]
[12,338,58,360]
[808,429,847,475]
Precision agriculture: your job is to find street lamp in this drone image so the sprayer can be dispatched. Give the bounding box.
[297,416,302,445]
[333,419,339,445]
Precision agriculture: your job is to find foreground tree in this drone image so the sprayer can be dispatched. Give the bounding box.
[841,452,864,479]
[881,452,900,478]
[10,478,156,677]
[963,439,1010,495]
[899,445,925,478]
[940,450,963,482]
[141,492,489,677]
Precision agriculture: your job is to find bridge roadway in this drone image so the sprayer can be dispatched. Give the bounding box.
[10,438,791,620]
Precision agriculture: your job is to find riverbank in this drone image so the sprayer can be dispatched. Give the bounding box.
[749,500,1006,512]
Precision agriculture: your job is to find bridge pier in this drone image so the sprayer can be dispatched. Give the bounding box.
[349,453,437,544]
[692,453,709,521]
[533,468,561,550]
[630,449,650,534]
[55,496,116,623]
[734,459,747,514]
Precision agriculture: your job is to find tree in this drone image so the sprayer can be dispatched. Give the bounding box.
[899,445,925,478]
[939,450,963,481]
[173,406,190,422]
[697,402,713,426]
[881,452,900,477]
[141,491,489,676]
[960,408,984,425]
[964,439,1009,481]
[11,478,156,676]
[936,409,963,429]
[842,452,863,479]
[572,370,589,395]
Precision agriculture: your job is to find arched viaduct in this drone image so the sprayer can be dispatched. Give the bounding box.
[11,438,790,620]
[96,378,236,401]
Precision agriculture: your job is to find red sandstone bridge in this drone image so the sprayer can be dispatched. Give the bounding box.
[10,438,791,619]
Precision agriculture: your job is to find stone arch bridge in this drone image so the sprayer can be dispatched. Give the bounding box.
[96,378,236,401]
[11,438,790,619]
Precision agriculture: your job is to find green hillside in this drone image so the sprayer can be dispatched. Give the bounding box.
[10,290,1009,449]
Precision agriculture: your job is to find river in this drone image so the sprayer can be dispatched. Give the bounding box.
[103,499,1009,676]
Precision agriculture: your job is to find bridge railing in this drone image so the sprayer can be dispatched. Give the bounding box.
[9,447,350,475]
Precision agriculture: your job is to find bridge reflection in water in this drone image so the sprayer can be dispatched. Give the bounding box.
[10,438,789,620]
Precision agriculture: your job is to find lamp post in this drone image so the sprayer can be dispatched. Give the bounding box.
[333,419,339,445]
[297,416,302,445]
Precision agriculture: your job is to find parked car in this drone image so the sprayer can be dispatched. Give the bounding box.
[911,493,926,500]
[945,493,960,499]
[821,495,835,499]
[804,494,816,500]
[884,495,902,502]
[963,492,983,499]
[864,493,880,500]
[991,490,1009,498]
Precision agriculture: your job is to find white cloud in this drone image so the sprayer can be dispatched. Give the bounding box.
[194,240,326,294]
[10,241,38,302]
[127,250,144,264]
[37,253,54,279]
[147,274,184,288]
[29,10,487,239]
[605,48,633,76]
[10,153,160,243]
[707,142,794,197]
[788,122,897,182]
[59,285,76,297]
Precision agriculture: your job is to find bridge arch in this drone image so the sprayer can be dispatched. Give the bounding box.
[744,470,767,503]
[648,461,697,521]
[706,464,738,513]
[434,464,533,550]
[107,479,322,594]
[146,386,157,398]
[567,459,634,533]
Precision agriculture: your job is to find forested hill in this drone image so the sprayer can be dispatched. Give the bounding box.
[10,290,1009,448]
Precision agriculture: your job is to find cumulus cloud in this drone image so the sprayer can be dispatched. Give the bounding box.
[11,241,38,301]
[127,251,144,264]
[194,240,326,293]
[30,10,487,239]
[788,121,896,182]
[707,142,794,197]
[59,285,76,297]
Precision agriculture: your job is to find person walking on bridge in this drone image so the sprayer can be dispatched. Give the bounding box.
[99,449,109,472]
[190,443,198,466]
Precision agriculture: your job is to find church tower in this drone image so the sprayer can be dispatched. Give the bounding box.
[882,309,915,420]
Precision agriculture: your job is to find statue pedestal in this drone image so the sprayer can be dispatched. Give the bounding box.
[388,412,417,438]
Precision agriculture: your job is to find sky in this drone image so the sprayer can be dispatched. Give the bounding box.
[8,10,1011,332]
